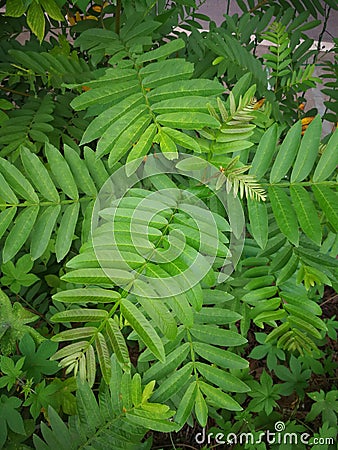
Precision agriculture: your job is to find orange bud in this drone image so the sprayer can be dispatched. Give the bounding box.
[75,11,82,22]
[253,98,265,110]
[92,5,102,12]
[301,116,315,126]
[298,103,305,111]
[82,86,91,91]
[84,15,99,21]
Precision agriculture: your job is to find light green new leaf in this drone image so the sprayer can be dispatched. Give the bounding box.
[30,205,61,260]
[175,381,197,426]
[312,186,338,232]
[86,345,96,387]
[121,298,165,362]
[247,197,268,249]
[45,143,78,200]
[3,206,39,262]
[106,318,131,372]
[5,0,26,17]
[95,332,112,384]
[0,157,38,203]
[291,115,321,182]
[27,0,45,42]
[55,203,80,262]
[51,308,108,323]
[313,128,338,182]
[269,186,299,246]
[21,147,59,203]
[39,0,64,21]
[290,186,322,245]
[250,123,278,180]
[199,381,242,411]
[270,121,302,183]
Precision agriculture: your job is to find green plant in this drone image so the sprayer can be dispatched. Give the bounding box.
[0,1,337,448]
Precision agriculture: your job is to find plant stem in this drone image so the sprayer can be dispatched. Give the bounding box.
[115,0,122,35]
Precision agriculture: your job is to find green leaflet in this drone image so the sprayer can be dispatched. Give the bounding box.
[126,124,157,176]
[80,93,144,145]
[196,363,250,393]
[194,307,241,325]
[0,172,18,204]
[291,115,321,182]
[64,145,97,196]
[143,343,190,383]
[106,318,131,372]
[290,185,322,245]
[96,106,148,159]
[147,79,224,103]
[21,146,59,203]
[193,342,248,369]
[199,381,242,411]
[121,298,165,362]
[84,147,109,189]
[312,185,338,232]
[0,207,16,241]
[158,128,178,159]
[55,203,80,262]
[175,381,197,426]
[95,332,112,384]
[137,297,177,340]
[51,308,108,323]
[61,268,132,285]
[151,363,193,403]
[194,388,208,427]
[162,127,201,152]
[51,327,97,342]
[249,123,278,180]
[108,116,151,167]
[0,157,39,203]
[136,38,186,64]
[270,121,301,183]
[269,186,299,246]
[53,288,120,303]
[313,128,338,182]
[45,143,78,200]
[3,206,39,263]
[30,205,61,260]
[157,112,220,130]
[190,325,247,347]
[247,197,268,249]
